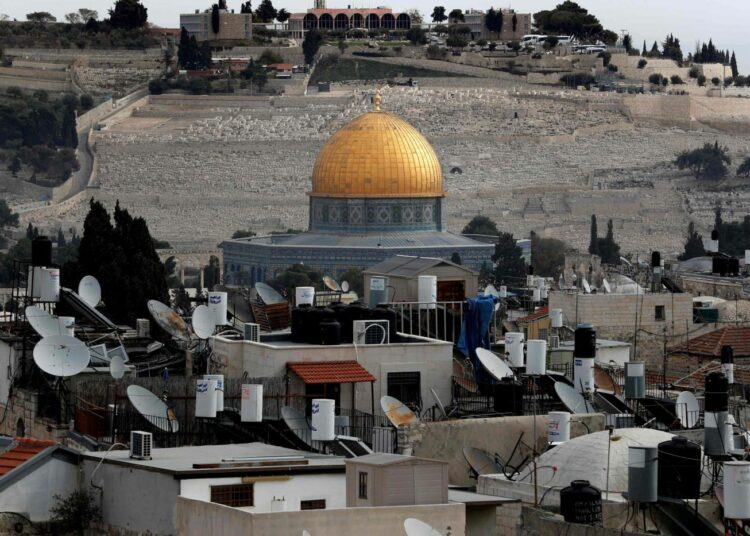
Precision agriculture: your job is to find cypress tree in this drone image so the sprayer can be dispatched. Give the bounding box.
[492,232,527,283]
[731,52,738,78]
[588,215,599,255]
[642,40,647,56]
[178,27,190,69]
[678,222,705,260]
[211,4,220,34]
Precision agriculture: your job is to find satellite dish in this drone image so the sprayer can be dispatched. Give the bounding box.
[255,282,285,305]
[192,305,215,339]
[78,275,102,308]
[341,280,350,293]
[582,278,591,294]
[323,276,341,292]
[107,344,129,364]
[484,284,499,298]
[33,335,90,377]
[380,395,419,427]
[25,306,61,337]
[554,382,594,414]
[404,518,443,536]
[110,354,126,380]
[127,385,179,433]
[602,279,611,294]
[147,300,191,342]
[302,531,312,536]
[462,446,504,476]
[430,387,448,419]
[676,391,699,429]
[280,406,322,451]
[475,347,514,381]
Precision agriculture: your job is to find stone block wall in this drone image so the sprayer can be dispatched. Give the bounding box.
[0,388,69,442]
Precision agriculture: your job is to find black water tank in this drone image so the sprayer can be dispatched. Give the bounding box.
[705,372,729,412]
[713,257,728,276]
[528,265,534,275]
[291,304,310,343]
[560,480,602,525]
[31,236,52,266]
[711,229,719,241]
[657,436,702,499]
[305,307,327,344]
[728,257,740,276]
[492,378,524,415]
[319,319,341,345]
[721,345,734,364]
[370,303,398,343]
[652,251,661,268]
[574,324,596,358]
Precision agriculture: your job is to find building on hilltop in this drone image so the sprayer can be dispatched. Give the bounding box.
[221,94,494,285]
[458,9,531,41]
[180,8,252,42]
[288,7,411,39]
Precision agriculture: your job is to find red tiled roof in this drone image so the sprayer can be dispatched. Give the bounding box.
[287,361,376,384]
[518,306,549,323]
[268,63,294,70]
[676,327,750,358]
[0,438,56,477]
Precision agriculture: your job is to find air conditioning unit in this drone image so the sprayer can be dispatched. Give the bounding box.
[548,335,560,349]
[243,322,260,342]
[353,320,389,345]
[130,431,152,460]
[136,318,150,338]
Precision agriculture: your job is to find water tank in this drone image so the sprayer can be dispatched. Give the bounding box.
[340,303,368,343]
[319,319,341,345]
[195,378,218,418]
[203,374,225,411]
[241,384,263,422]
[624,362,645,399]
[745,250,750,266]
[657,436,702,499]
[492,378,524,415]
[550,309,563,328]
[504,332,525,367]
[722,346,735,384]
[39,268,60,302]
[207,291,228,326]
[311,398,335,441]
[728,257,740,276]
[499,286,507,298]
[526,339,547,375]
[547,411,570,443]
[560,480,602,525]
[705,372,729,412]
[651,251,661,268]
[371,304,398,343]
[291,304,310,342]
[574,324,596,358]
[368,276,388,307]
[532,288,541,302]
[573,324,596,394]
[295,286,315,306]
[305,307,326,344]
[707,230,719,253]
[540,287,548,300]
[628,446,658,503]
[712,257,728,276]
[418,275,437,310]
[31,236,52,266]
[704,411,730,457]
[724,461,750,520]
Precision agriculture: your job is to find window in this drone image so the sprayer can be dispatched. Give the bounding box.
[387,372,421,411]
[539,328,548,341]
[358,471,368,499]
[301,499,326,510]
[655,305,666,321]
[210,484,254,507]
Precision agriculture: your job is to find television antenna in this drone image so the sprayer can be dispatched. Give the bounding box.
[33,335,91,377]
[78,275,102,308]
[127,384,179,433]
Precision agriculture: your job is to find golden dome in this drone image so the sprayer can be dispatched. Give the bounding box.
[310,110,445,198]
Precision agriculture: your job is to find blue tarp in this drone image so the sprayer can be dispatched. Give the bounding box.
[457,294,496,384]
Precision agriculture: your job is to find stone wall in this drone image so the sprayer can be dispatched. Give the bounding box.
[0,388,69,442]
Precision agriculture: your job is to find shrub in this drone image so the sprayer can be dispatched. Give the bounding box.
[79,94,94,109]
[688,66,700,78]
[637,59,647,69]
[598,51,611,66]
[531,52,542,59]
[607,64,618,72]
[148,79,167,94]
[711,76,721,86]
[50,490,101,534]
[426,45,447,60]
[446,36,467,48]
[258,49,283,65]
[670,75,684,84]
[661,78,668,87]
[648,73,663,85]
[697,74,707,86]
[476,39,487,47]
[560,73,596,89]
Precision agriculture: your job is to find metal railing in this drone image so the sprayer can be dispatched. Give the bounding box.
[385,300,498,344]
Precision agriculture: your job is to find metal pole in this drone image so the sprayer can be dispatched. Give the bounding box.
[532,377,538,506]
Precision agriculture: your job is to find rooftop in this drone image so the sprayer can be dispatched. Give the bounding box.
[517,306,549,323]
[676,326,750,358]
[288,360,376,384]
[364,255,475,277]
[346,453,447,466]
[0,437,57,477]
[225,231,493,250]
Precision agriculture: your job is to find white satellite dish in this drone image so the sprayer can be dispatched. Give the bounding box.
[323,276,341,292]
[33,335,90,377]
[602,279,611,294]
[110,354,126,380]
[255,282,285,305]
[484,284,499,298]
[554,382,594,414]
[127,385,179,433]
[25,306,61,337]
[676,391,699,429]
[78,275,102,308]
[341,280,350,293]
[404,518,443,536]
[380,395,419,427]
[147,300,191,342]
[582,278,591,294]
[302,531,312,536]
[192,305,215,339]
[475,347,514,381]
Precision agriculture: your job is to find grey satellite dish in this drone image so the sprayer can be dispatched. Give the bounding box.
[25,306,61,337]
[255,282,285,305]
[554,382,594,414]
[323,276,341,292]
[110,354,126,380]
[582,278,591,294]
[127,385,179,433]
[676,391,699,429]
[215,285,254,325]
[404,518,443,536]
[78,275,102,308]
[33,335,90,377]
[341,280,350,293]
[602,279,611,294]
[192,305,215,339]
[475,347,514,381]
[430,387,448,419]
[147,300,191,342]
[462,446,504,476]
[381,395,419,427]
[281,406,322,451]
[484,284,499,298]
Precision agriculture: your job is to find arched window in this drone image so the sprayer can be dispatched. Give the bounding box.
[319,13,333,30]
[334,13,349,29]
[396,13,410,29]
[381,14,395,29]
[367,14,379,29]
[15,418,24,438]
[303,13,318,30]
[351,13,364,28]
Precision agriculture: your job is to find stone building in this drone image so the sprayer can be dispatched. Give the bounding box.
[288,8,411,39]
[221,94,494,285]
[458,9,531,41]
[180,9,252,42]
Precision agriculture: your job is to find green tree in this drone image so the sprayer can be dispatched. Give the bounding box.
[530,232,566,277]
[0,199,19,229]
[661,34,683,63]
[738,157,750,178]
[431,6,447,23]
[255,0,277,23]
[448,9,463,22]
[588,214,599,255]
[258,49,283,64]
[240,60,268,93]
[492,232,526,284]
[60,102,78,148]
[730,52,738,78]
[484,8,503,38]
[512,13,517,33]
[302,29,323,64]
[26,12,56,23]
[642,40,647,56]
[462,215,498,236]
[406,27,427,45]
[203,255,221,290]
[678,222,705,261]
[533,2,615,43]
[78,8,98,22]
[218,0,227,9]
[240,1,252,14]
[231,229,256,239]
[270,264,323,299]
[276,9,290,23]
[697,74,707,86]
[108,0,148,30]
[211,4,220,34]
[50,490,101,535]
[674,142,731,180]
[670,74,684,85]
[597,219,621,265]
[7,156,21,177]
[623,34,632,52]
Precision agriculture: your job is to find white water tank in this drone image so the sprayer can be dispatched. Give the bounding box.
[625,362,645,399]
[628,446,658,503]
[418,275,437,310]
[311,398,335,441]
[499,286,507,298]
[195,378,218,418]
[540,287,548,300]
[526,339,547,375]
[574,357,595,394]
[207,292,228,326]
[550,309,563,328]
[723,363,735,384]
[295,286,315,306]
[204,374,224,411]
[745,250,750,266]
[532,288,541,302]
[39,268,60,302]
[368,276,388,306]
[505,332,525,367]
[724,461,750,519]
[27,266,44,298]
[241,384,263,422]
[58,316,75,337]
[547,411,570,443]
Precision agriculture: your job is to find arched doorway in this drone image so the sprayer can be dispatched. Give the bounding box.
[319,13,333,30]
[15,418,25,438]
[396,13,410,29]
[351,13,364,28]
[381,13,395,29]
[367,14,380,29]
[303,13,318,30]
[334,13,349,29]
